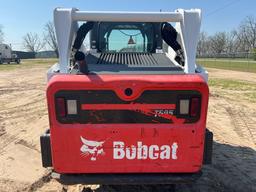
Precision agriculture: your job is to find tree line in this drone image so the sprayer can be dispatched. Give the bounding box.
[0,21,58,57]
[1,16,256,59]
[22,22,58,57]
[0,25,4,43]
[197,16,256,59]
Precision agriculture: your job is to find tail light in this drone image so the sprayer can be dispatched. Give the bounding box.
[190,98,200,117]
[179,99,190,115]
[56,98,66,117]
[56,97,78,118]
[177,96,201,118]
[67,100,78,115]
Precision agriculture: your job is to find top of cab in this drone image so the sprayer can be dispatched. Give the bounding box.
[50,8,207,80]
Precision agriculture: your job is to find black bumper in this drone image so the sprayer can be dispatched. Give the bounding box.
[40,129,52,167]
[203,129,213,164]
[52,171,202,185]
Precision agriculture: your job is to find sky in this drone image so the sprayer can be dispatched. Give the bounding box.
[0,0,255,51]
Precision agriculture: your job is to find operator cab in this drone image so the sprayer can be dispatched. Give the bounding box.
[91,22,160,53]
[72,21,185,74]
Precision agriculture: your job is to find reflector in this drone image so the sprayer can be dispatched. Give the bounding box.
[190,98,199,117]
[56,98,66,117]
[67,100,77,115]
[179,99,189,115]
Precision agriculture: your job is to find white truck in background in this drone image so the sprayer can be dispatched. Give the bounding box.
[0,44,20,64]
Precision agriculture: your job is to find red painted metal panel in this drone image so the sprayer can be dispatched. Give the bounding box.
[81,104,176,110]
[47,74,209,174]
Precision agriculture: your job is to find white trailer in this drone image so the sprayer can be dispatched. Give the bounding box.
[0,44,20,64]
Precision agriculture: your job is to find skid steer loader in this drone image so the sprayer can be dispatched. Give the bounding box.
[40,8,213,186]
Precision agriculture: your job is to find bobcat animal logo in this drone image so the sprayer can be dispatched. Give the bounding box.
[80,136,105,161]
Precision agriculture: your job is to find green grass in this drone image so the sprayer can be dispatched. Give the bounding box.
[0,58,57,71]
[197,58,256,73]
[209,79,256,91]
[209,78,256,102]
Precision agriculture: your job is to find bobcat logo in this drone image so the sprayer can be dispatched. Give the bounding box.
[80,136,105,161]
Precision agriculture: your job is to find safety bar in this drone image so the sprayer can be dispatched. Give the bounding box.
[73,11,183,22]
[54,8,202,76]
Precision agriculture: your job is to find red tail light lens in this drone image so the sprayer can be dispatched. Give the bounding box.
[56,98,66,117]
[190,97,200,117]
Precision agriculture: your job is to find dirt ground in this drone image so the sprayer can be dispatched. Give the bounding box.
[0,64,256,192]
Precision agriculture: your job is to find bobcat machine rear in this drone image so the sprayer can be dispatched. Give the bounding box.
[40,8,213,186]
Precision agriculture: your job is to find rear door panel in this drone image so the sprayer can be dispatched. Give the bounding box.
[47,74,209,173]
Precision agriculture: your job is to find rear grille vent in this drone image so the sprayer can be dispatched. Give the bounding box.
[97,53,158,66]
